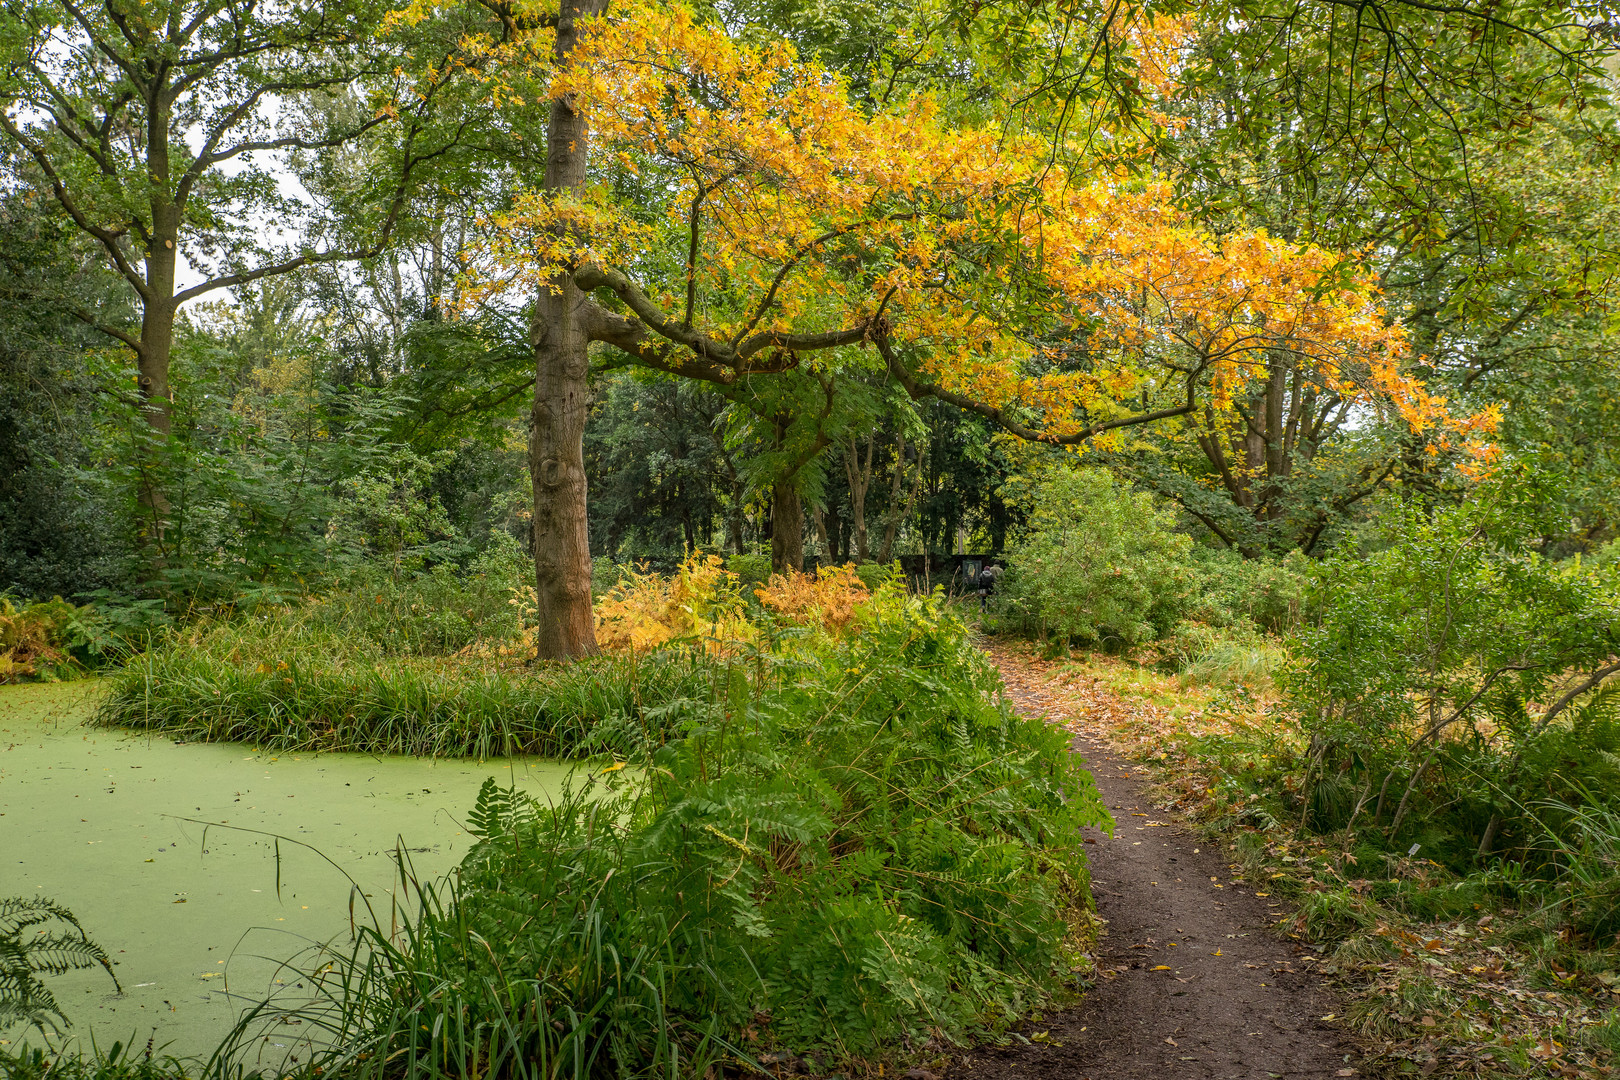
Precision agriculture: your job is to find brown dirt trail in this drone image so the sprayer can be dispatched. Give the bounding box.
[959,643,1361,1080]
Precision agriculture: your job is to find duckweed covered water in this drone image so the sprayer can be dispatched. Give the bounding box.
[0,681,577,1062]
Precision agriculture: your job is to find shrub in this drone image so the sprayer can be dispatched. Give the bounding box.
[595,553,757,652]
[1179,548,1308,634]
[753,563,870,633]
[851,561,896,593]
[0,597,80,682]
[0,596,136,681]
[1000,468,1193,648]
[1283,495,1620,860]
[726,552,772,589]
[302,557,526,657]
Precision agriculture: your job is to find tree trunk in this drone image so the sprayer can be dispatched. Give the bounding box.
[877,434,923,563]
[770,479,804,574]
[844,434,873,561]
[131,193,183,552]
[529,0,605,661]
[726,484,747,553]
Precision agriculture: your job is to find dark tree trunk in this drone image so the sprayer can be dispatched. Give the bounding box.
[770,479,804,574]
[844,434,874,561]
[727,493,747,554]
[529,0,605,661]
[876,433,922,564]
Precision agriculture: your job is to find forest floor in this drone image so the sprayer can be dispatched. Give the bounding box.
[958,638,1363,1080]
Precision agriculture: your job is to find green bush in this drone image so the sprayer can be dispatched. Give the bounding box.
[299,590,1109,1076]
[1179,548,1308,634]
[0,595,153,681]
[851,561,896,593]
[1283,494,1620,863]
[300,557,525,657]
[1000,468,1193,648]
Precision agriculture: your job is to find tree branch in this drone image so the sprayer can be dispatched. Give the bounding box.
[1534,659,1620,735]
[0,112,149,298]
[879,335,1203,445]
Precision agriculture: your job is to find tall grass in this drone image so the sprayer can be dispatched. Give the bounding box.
[1528,797,1620,942]
[96,619,713,758]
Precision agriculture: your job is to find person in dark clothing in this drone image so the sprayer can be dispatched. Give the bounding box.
[976,563,1002,612]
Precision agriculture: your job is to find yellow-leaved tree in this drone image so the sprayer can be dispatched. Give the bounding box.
[454,0,1489,659]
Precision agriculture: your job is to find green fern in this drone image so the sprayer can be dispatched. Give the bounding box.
[1,897,120,1036]
[464,776,533,840]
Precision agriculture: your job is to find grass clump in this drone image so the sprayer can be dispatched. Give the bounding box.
[96,621,713,758]
[0,1044,211,1080]
[276,587,1110,1077]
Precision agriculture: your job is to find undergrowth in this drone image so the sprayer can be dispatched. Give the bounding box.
[43,562,1109,1078]
[269,591,1109,1077]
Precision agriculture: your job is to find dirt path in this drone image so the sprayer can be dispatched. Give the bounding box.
[960,643,1361,1080]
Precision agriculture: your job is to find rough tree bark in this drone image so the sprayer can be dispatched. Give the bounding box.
[770,479,805,574]
[529,0,607,660]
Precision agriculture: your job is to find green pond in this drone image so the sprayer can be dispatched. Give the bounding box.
[0,681,576,1064]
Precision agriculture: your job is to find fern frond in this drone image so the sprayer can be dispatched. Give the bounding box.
[0,897,120,1035]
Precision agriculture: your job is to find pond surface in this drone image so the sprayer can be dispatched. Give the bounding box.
[0,681,576,1064]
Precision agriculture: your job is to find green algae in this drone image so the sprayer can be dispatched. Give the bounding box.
[0,680,576,1063]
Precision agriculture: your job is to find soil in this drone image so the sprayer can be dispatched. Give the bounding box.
[958,644,1362,1080]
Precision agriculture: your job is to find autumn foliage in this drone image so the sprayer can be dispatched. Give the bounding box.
[753,563,870,632]
[593,552,877,651]
[466,0,1495,462]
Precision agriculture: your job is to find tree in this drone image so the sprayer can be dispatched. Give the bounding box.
[584,369,735,556]
[1112,3,1620,549]
[463,0,1470,659]
[0,0,449,545]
